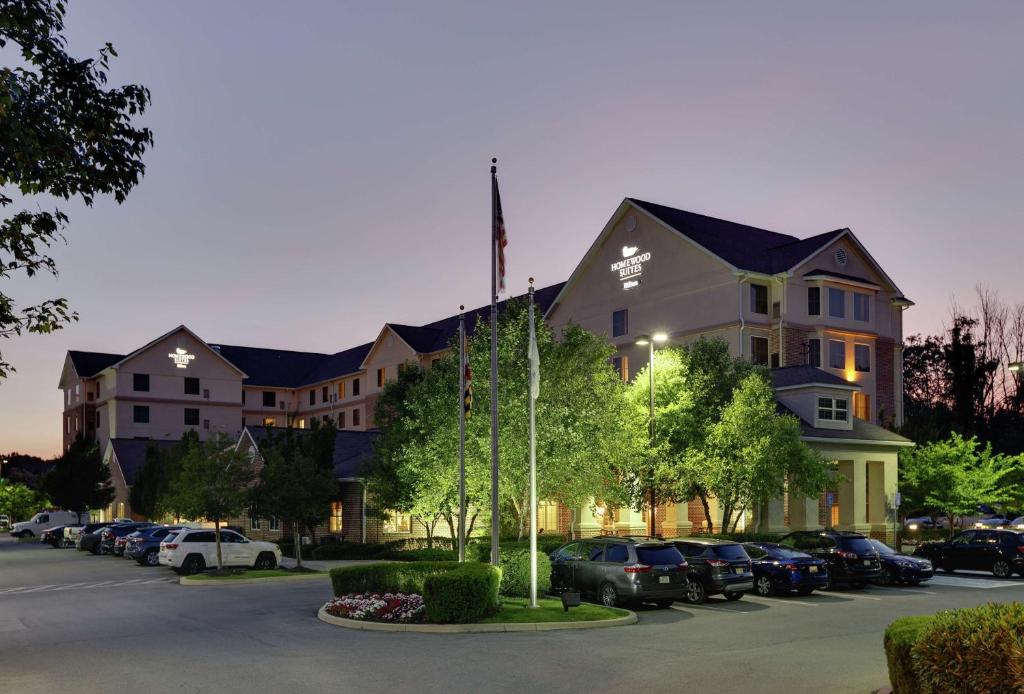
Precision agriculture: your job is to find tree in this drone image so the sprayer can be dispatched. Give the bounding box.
[164,433,254,571]
[625,338,757,532]
[696,372,831,533]
[40,434,113,523]
[0,479,48,522]
[251,425,337,569]
[130,434,195,521]
[0,0,153,378]
[899,433,1024,537]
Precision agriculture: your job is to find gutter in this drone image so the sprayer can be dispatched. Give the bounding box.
[800,435,915,447]
[736,272,748,356]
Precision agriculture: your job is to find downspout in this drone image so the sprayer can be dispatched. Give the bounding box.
[737,273,748,357]
[361,482,367,544]
[777,274,787,366]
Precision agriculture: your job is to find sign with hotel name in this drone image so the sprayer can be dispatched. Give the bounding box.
[168,347,196,369]
[610,245,651,290]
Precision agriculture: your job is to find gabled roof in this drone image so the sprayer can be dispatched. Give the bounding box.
[110,325,248,378]
[243,426,379,479]
[67,351,124,378]
[770,366,859,391]
[108,439,178,486]
[629,198,846,275]
[211,344,330,388]
[388,324,446,354]
[296,342,373,387]
[802,268,880,289]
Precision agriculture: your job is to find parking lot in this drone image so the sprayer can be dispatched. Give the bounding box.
[1,535,1022,694]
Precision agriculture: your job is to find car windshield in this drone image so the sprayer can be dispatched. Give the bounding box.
[870,540,896,555]
[636,545,684,566]
[712,544,749,560]
[162,532,179,544]
[841,537,875,553]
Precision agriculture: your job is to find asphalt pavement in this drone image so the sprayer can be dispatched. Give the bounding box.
[1,535,1022,694]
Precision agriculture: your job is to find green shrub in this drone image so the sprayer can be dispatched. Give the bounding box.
[378,547,458,562]
[494,548,551,598]
[275,539,314,560]
[913,602,1024,693]
[422,563,501,623]
[311,542,386,560]
[883,615,934,694]
[468,537,566,562]
[329,561,459,596]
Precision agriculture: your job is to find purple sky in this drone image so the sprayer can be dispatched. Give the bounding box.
[2,2,1023,457]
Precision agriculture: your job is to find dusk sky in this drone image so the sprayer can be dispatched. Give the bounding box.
[2,1,1022,457]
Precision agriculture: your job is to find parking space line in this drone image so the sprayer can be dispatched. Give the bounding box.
[670,603,753,614]
[878,587,937,596]
[743,595,819,607]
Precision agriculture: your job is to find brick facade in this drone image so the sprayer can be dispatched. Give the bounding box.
[875,337,896,427]
[783,326,811,367]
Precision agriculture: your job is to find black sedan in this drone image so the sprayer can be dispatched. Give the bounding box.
[743,543,829,596]
[868,539,933,586]
[914,529,1024,578]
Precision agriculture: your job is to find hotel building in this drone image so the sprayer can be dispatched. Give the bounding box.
[59,198,912,540]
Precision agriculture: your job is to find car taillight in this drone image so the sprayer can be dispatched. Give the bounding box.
[164,543,178,550]
[706,558,730,569]
[624,564,652,573]
[1017,546,1024,554]
[784,563,799,571]
[836,550,858,560]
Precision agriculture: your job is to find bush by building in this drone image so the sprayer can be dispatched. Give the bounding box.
[492,547,551,598]
[422,563,501,623]
[884,603,1024,693]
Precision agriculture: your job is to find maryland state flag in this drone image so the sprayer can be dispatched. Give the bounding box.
[463,361,473,417]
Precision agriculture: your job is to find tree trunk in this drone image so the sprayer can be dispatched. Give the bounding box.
[568,507,577,540]
[731,508,744,534]
[214,517,223,570]
[424,516,434,549]
[293,521,303,570]
[699,495,714,534]
[466,510,479,540]
[720,503,732,536]
[443,511,456,542]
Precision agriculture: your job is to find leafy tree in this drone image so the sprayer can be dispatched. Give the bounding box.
[696,372,830,532]
[130,434,195,521]
[251,424,337,569]
[40,434,113,523]
[0,479,48,522]
[625,338,757,532]
[164,433,254,570]
[899,433,1024,537]
[0,0,153,378]
[0,451,50,488]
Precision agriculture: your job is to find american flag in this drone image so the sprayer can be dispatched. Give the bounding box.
[493,175,508,293]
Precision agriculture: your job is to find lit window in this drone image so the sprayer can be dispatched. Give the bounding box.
[611,355,629,381]
[330,501,343,533]
[383,510,410,534]
[817,397,849,422]
[829,340,846,369]
[750,336,769,366]
[807,338,822,367]
[854,294,870,322]
[263,417,275,427]
[854,344,871,372]
[750,284,768,315]
[297,419,306,429]
[828,288,845,318]
[537,501,559,534]
[338,381,346,399]
[808,287,821,316]
[854,392,871,420]
[612,309,628,337]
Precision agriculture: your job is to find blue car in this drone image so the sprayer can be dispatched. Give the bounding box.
[870,539,933,586]
[743,542,830,596]
[125,526,184,566]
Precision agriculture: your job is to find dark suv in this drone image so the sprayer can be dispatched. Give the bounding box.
[669,538,754,603]
[914,529,1024,578]
[778,531,881,588]
[549,537,689,608]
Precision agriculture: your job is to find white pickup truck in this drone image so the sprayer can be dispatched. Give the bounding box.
[9,510,83,538]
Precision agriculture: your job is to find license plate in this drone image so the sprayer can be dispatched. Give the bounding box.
[659,575,670,584]
[863,559,871,566]
[809,566,818,573]
[734,567,745,575]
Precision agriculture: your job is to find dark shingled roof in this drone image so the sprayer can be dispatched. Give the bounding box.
[297,342,374,388]
[771,366,856,390]
[109,439,178,486]
[68,350,124,377]
[245,427,379,479]
[388,324,446,354]
[629,198,846,274]
[210,344,331,388]
[774,404,912,445]
[802,268,879,286]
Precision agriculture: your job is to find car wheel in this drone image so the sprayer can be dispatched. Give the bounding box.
[992,559,1012,579]
[724,592,743,601]
[754,576,774,597]
[599,582,619,608]
[183,554,206,575]
[254,552,276,570]
[880,568,896,586]
[145,550,160,567]
[654,599,675,609]
[683,578,706,604]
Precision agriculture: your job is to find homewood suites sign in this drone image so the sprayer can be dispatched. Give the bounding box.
[610,245,651,290]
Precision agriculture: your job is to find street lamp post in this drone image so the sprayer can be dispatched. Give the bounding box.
[635,332,668,537]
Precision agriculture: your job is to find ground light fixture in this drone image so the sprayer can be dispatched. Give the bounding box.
[635,332,669,535]
[561,592,581,612]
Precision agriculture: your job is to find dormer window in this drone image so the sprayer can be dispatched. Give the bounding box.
[817,397,848,422]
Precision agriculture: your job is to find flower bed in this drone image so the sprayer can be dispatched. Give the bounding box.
[324,592,425,623]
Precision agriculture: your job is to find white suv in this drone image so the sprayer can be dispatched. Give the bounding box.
[159,528,281,574]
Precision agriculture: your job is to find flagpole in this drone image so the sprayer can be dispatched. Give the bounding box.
[458,305,467,563]
[489,157,500,566]
[528,278,538,608]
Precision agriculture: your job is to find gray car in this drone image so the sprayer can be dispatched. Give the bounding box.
[549,537,689,608]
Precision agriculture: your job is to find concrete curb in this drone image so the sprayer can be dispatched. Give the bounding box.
[316,604,638,633]
[179,572,329,586]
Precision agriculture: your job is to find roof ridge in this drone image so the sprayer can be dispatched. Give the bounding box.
[628,198,799,243]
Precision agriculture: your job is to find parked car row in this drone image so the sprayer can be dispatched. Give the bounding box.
[549,530,941,609]
[914,528,1024,578]
[37,518,284,576]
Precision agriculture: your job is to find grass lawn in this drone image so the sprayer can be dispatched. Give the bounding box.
[478,597,628,623]
[188,569,325,581]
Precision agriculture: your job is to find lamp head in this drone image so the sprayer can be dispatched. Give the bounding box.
[635,334,651,346]
[652,332,669,343]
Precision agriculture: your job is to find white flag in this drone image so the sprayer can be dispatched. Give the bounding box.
[528,318,540,401]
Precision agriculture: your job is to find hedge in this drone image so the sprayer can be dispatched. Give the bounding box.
[687,532,784,543]
[468,537,567,562]
[330,561,459,596]
[493,548,551,598]
[883,603,1024,693]
[422,563,501,623]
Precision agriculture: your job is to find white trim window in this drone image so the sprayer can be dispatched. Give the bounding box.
[268,517,280,531]
[854,343,871,372]
[828,288,845,318]
[853,293,870,322]
[829,340,846,370]
[818,396,849,422]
